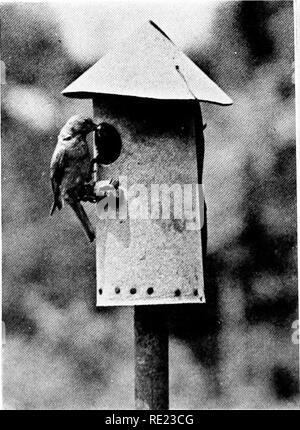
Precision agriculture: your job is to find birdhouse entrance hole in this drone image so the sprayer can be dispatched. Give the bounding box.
[95,122,122,165]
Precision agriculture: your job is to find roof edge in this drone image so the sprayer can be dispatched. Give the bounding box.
[149,20,172,42]
[61,89,233,105]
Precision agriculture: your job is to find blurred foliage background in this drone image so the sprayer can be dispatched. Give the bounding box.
[1,1,298,409]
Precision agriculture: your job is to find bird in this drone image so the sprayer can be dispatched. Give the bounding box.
[50,115,99,242]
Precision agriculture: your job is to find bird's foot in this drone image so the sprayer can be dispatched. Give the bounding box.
[109,178,120,190]
[81,183,97,203]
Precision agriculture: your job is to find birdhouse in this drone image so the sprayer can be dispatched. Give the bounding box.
[62,21,232,307]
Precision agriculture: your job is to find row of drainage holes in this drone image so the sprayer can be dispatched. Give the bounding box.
[98,288,201,299]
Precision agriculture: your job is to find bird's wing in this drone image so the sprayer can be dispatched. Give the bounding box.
[50,145,67,212]
[50,145,66,186]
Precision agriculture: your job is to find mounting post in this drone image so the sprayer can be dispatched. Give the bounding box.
[135,305,169,410]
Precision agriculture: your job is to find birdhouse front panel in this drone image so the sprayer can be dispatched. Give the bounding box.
[61,20,232,307]
[94,96,205,306]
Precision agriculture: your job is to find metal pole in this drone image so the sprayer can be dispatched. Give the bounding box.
[135,305,169,410]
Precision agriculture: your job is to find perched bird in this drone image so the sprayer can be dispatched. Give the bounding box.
[50,115,99,242]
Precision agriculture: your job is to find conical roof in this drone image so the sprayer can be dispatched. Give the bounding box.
[62,20,232,105]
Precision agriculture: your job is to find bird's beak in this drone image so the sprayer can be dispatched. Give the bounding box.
[92,119,102,130]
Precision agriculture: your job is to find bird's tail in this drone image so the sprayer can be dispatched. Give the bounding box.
[67,199,95,242]
[50,199,62,216]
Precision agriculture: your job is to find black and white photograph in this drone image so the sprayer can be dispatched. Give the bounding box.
[0,0,299,411]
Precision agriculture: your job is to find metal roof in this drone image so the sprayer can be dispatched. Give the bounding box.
[62,20,232,105]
